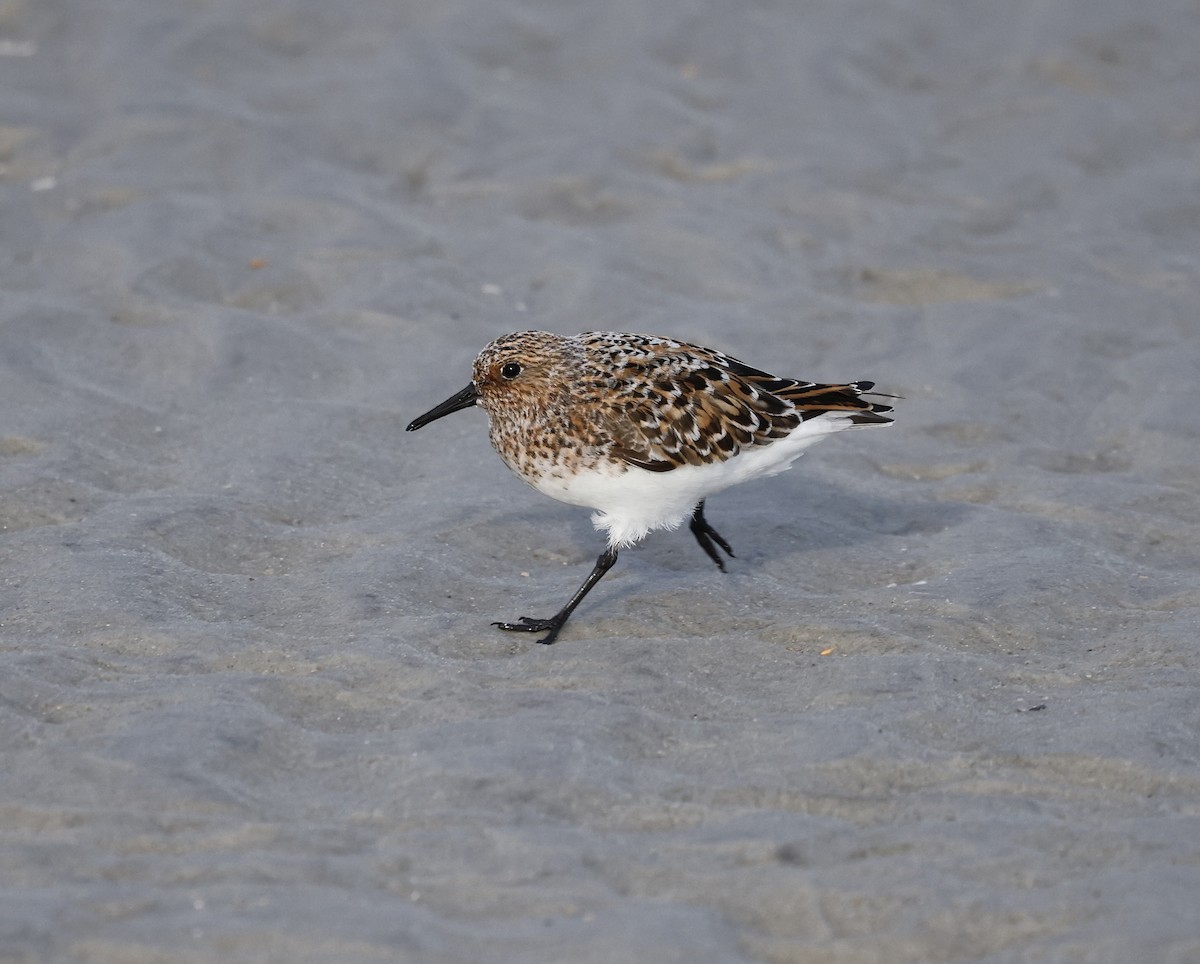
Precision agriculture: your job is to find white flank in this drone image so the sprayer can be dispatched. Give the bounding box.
[530,412,865,548]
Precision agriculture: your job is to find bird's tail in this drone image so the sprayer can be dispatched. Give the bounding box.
[778,380,895,426]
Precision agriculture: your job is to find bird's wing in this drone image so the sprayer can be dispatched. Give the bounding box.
[582,333,891,473]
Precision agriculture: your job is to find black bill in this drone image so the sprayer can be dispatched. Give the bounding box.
[406,383,478,431]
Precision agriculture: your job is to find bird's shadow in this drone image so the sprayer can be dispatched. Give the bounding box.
[485,474,965,577]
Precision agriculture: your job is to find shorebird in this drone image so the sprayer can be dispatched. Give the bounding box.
[407,330,893,644]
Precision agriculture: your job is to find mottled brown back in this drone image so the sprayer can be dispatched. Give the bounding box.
[578,333,893,473]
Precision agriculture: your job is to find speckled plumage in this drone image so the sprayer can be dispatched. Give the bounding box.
[407,330,893,644]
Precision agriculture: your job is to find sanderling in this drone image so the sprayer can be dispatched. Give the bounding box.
[407,331,893,644]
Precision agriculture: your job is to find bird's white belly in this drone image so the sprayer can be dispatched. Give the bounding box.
[525,414,855,548]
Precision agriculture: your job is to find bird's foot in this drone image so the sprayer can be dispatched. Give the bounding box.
[492,615,567,645]
[690,501,735,572]
[492,547,618,646]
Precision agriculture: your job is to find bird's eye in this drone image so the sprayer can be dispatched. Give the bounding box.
[500,361,522,380]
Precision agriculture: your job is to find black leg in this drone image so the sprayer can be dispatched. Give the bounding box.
[494,546,619,645]
[689,499,734,571]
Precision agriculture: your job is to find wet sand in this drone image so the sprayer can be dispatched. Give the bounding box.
[2,0,1199,961]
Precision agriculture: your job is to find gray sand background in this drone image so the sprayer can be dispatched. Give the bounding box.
[3,1,1200,961]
